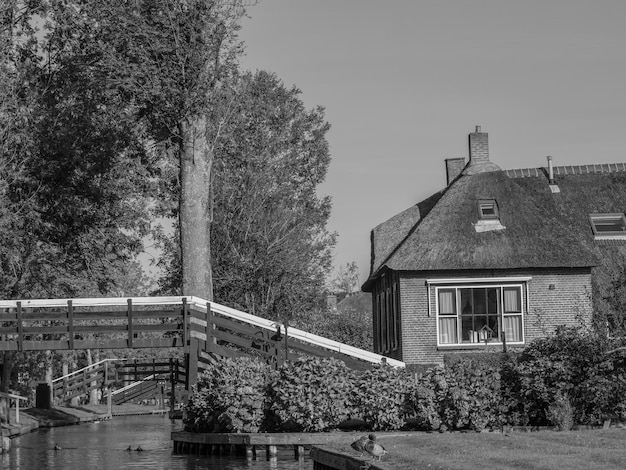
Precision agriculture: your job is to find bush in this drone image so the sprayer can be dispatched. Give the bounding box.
[514,326,623,426]
[355,364,411,430]
[267,356,358,432]
[408,359,513,432]
[184,357,274,433]
[406,366,444,431]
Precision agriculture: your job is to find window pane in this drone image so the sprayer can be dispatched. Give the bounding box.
[487,288,499,314]
[438,289,456,315]
[473,288,486,314]
[504,315,522,342]
[461,289,472,315]
[503,287,521,313]
[462,316,476,342]
[439,318,457,344]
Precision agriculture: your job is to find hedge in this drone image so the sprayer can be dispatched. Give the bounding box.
[184,327,626,433]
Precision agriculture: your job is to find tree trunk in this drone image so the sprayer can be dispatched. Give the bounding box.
[0,351,13,423]
[179,115,213,300]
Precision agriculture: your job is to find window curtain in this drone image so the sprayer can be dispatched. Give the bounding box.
[439,290,455,314]
[439,318,457,344]
[503,316,522,342]
[503,288,521,312]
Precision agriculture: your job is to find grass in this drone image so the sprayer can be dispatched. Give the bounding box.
[325,428,626,470]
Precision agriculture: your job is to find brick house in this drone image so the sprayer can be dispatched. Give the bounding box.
[362,126,626,366]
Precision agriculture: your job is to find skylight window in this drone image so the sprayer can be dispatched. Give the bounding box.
[590,213,626,238]
[478,199,499,220]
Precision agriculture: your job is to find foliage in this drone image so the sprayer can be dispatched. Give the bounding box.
[546,392,574,431]
[156,69,336,318]
[210,71,334,320]
[407,360,513,432]
[355,364,410,430]
[184,357,274,433]
[333,262,360,295]
[267,357,358,432]
[511,326,626,426]
[592,246,626,336]
[293,292,372,351]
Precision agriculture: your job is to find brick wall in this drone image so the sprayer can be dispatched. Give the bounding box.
[397,268,593,366]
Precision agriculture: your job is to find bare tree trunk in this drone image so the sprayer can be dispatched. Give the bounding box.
[179,115,213,300]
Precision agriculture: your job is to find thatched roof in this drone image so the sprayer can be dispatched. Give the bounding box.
[364,160,626,291]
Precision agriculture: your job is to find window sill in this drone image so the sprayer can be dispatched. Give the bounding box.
[437,343,523,351]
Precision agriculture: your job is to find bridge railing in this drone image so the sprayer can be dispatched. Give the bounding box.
[186,296,405,370]
[51,358,118,403]
[0,391,28,424]
[0,296,404,371]
[0,297,187,352]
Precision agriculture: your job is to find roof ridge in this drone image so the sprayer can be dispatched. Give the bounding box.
[505,162,626,179]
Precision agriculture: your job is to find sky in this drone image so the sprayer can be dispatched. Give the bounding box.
[236,0,626,285]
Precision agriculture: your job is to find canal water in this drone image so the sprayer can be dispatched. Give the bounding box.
[1,415,312,470]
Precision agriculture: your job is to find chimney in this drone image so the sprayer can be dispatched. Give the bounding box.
[468,125,489,164]
[445,158,466,185]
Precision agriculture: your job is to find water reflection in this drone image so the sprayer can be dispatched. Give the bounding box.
[1,415,311,470]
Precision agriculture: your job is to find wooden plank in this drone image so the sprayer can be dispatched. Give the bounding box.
[211,315,267,337]
[118,361,172,368]
[211,343,249,360]
[212,331,274,360]
[132,324,182,332]
[73,325,128,333]
[20,312,69,320]
[22,326,68,334]
[171,432,251,445]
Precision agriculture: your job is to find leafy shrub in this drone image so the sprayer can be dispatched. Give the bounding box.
[184,357,274,433]
[547,392,574,431]
[408,359,512,432]
[355,364,411,430]
[267,356,358,432]
[514,326,622,426]
[406,366,444,430]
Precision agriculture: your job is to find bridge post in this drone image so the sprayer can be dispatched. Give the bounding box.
[127,299,134,349]
[186,338,199,392]
[205,302,216,356]
[67,300,74,350]
[16,302,23,352]
[183,298,199,392]
[169,358,178,416]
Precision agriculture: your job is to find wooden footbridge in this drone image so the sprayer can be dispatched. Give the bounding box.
[0,296,404,403]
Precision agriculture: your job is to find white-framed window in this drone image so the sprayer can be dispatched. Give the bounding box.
[478,199,499,220]
[436,283,524,346]
[590,213,626,239]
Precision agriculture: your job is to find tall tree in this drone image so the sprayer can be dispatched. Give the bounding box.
[157,70,336,321]
[87,0,248,300]
[0,1,154,416]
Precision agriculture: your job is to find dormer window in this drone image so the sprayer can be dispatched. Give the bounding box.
[590,213,626,239]
[478,199,499,220]
[473,199,505,233]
